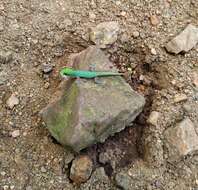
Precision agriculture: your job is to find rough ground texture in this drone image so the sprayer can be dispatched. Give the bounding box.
[0,0,198,190]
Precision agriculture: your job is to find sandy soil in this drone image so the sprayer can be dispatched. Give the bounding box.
[0,0,198,189]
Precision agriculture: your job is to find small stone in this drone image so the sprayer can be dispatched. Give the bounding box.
[89,12,96,21]
[44,82,50,89]
[192,71,198,87]
[59,18,72,29]
[0,51,13,64]
[183,103,192,114]
[115,172,131,190]
[26,186,33,190]
[120,33,129,43]
[0,4,4,11]
[151,48,157,55]
[3,185,9,190]
[41,166,47,173]
[132,31,140,38]
[0,16,4,31]
[120,11,127,17]
[23,132,27,136]
[99,152,110,164]
[11,130,20,138]
[90,21,120,48]
[93,167,108,181]
[150,15,160,26]
[1,171,6,176]
[165,24,198,54]
[164,118,198,161]
[70,155,93,184]
[0,71,7,85]
[41,63,53,73]
[6,94,19,109]
[139,75,151,85]
[147,111,161,126]
[64,152,74,169]
[174,94,188,103]
[80,167,110,189]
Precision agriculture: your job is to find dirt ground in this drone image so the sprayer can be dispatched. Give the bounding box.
[0,0,198,189]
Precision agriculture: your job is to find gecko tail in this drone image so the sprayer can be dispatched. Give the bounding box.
[99,72,124,76]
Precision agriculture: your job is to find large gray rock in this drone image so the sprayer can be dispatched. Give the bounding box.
[165,24,198,54]
[164,118,198,161]
[41,46,145,152]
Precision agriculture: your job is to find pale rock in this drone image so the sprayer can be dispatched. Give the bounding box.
[151,48,157,55]
[64,152,75,169]
[0,16,4,31]
[192,71,198,87]
[11,130,20,138]
[41,63,53,73]
[165,24,198,54]
[0,51,13,64]
[174,93,188,103]
[90,21,120,48]
[147,111,161,126]
[1,171,6,176]
[41,166,47,173]
[89,12,96,21]
[150,15,160,26]
[59,18,72,29]
[115,172,131,190]
[6,94,19,109]
[120,11,127,17]
[164,118,198,161]
[132,31,140,38]
[0,71,7,85]
[44,82,50,89]
[120,33,129,43]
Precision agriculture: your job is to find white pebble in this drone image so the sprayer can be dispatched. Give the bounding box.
[132,31,140,38]
[147,111,161,126]
[11,130,20,138]
[6,94,19,109]
[174,94,188,103]
[1,171,6,176]
[151,48,157,55]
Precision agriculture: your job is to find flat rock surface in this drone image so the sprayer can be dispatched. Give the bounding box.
[41,46,145,151]
[165,24,198,54]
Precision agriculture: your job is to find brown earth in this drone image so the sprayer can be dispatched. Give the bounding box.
[0,0,198,189]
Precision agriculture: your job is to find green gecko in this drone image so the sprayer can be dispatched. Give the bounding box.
[60,67,123,79]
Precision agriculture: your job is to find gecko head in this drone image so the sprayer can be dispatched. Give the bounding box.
[60,67,73,77]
